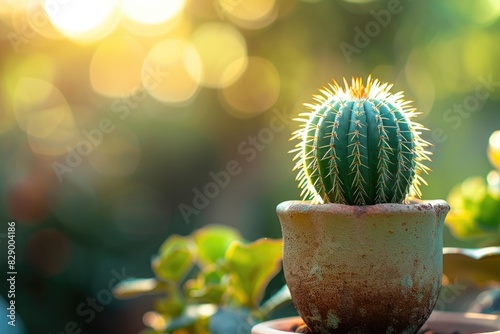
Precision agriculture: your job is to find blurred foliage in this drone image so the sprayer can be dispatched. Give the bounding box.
[113,225,289,334]
[446,131,500,246]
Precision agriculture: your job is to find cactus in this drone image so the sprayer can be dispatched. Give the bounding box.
[291,76,431,205]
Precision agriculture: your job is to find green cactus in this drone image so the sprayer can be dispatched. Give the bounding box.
[291,76,431,205]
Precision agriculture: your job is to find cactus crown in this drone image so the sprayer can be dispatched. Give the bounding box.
[291,76,431,205]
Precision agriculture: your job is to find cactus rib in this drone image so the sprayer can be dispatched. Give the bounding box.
[291,76,431,205]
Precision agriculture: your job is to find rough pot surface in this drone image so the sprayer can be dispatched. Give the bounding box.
[277,200,450,334]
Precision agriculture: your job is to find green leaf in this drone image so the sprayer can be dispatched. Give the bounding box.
[477,192,500,231]
[193,225,242,266]
[113,278,166,299]
[225,238,282,308]
[153,235,195,282]
[184,265,228,304]
[446,177,500,240]
[154,289,185,318]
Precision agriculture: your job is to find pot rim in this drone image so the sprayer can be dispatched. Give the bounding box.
[252,312,500,334]
[277,199,450,217]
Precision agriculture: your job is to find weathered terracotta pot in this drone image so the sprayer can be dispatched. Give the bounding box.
[276,200,450,334]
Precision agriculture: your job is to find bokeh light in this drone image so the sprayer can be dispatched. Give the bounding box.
[185,0,220,19]
[487,170,500,198]
[120,11,185,37]
[191,22,247,88]
[12,77,80,156]
[6,180,49,222]
[220,57,280,117]
[3,53,57,98]
[218,0,279,30]
[12,77,60,135]
[22,1,62,40]
[405,50,435,118]
[142,39,202,104]
[5,166,52,223]
[90,36,147,97]
[43,0,120,42]
[143,312,167,332]
[120,0,185,25]
[427,34,462,97]
[463,30,494,81]
[488,130,500,170]
[27,115,80,157]
[230,0,277,20]
[440,0,500,25]
[0,53,59,134]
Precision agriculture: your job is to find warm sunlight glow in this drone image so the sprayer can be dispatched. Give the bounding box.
[143,312,167,332]
[192,22,247,88]
[221,57,280,118]
[488,130,500,170]
[14,78,65,136]
[2,54,57,134]
[405,50,435,118]
[24,2,62,40]
[1,0,38,13]
[13,78,80,156]
[90,36,147,97]
[121,0,185,25]
[142,39,202,105]
[44,0,119,42]
[217,0,278,29]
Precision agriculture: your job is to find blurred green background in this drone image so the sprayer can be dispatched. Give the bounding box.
[1,0,500,333]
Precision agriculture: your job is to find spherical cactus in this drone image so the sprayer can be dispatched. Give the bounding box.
[291,76,431,205]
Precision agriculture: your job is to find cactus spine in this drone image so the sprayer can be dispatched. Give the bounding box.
[291,76,431,205]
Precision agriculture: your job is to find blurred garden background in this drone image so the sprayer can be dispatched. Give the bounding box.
[1,0,500,333]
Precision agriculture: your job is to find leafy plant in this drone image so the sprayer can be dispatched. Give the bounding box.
[291,76,431,205]
[446,130,500,245]
[113,225,290,334]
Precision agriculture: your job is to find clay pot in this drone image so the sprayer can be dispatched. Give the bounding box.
[276,200,450,334]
